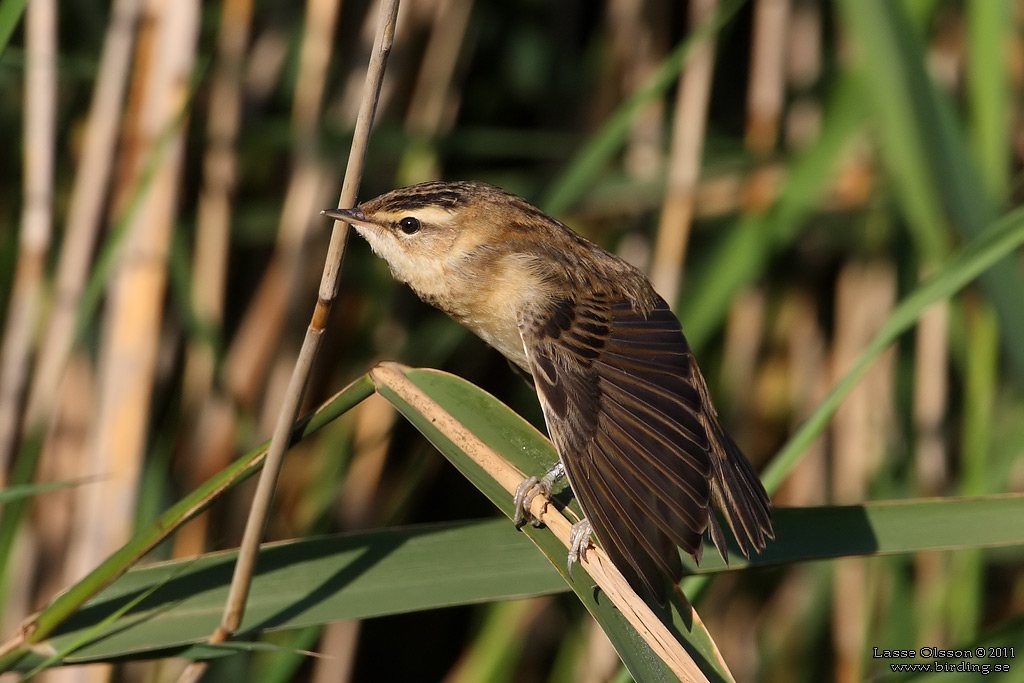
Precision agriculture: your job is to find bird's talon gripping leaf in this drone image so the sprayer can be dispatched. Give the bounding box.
[513,461,566,528]
[567,518,593,578]
[512,476,541,527]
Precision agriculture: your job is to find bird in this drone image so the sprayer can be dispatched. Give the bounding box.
[323,180,773,603]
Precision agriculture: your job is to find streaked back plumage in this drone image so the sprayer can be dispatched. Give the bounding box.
[342,180,774,602]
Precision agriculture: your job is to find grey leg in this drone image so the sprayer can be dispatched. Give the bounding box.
[512,460,565,526]
[566,518,593,578]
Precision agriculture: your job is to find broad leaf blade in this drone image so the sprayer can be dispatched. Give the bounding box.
[24,495,1024,668]
[30,521,560,669]
[372,366,693,682]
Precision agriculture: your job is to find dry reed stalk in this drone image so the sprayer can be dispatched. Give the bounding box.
[309,393,396,681]
[173,0,253,560]
[222,0,341,409]
[776,290,827,506]
[244,26,289,102]
[67,0,199,586]
[175,7,400,681]
[22,0,142,450]
[606,0,668,181]
[0,0,56,485]
[205,0,343,558]
[294,0,343,136]
[913,541,950,649]
[719,288,765,424]
[785,0,820,87]
[3,532,37,653]
[727,291,825,676]
[31,358,95,606]
[829,261,896,683]
[172,395,235,558]
[578,611,624,682]
[831,262,897,494]
[108,6,152,219]
[0,0,56,648]
[34,364,99,683]
[257,347,303,437]
[179,0,340,563]
[745,0,790,154]
[334,3,399,129]
[759,564,821,674]
[831,558,868,683]
[336,394,397,529]
[220,229,302,405]
[310,620,361,683]
[182,0,252,428]
[399,0,474,183]
[911,284,950,648]
[649,0,717,302]
[705,589,763,683]
[25,0,142,608]
[913,298,950,494]
[783,0,822,147]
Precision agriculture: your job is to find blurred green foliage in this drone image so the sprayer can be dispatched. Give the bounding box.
[1,0,1023,681]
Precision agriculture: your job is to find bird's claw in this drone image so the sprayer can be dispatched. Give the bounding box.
[512,461,566,528]
[567,518,593,578]
[513,476,543,527]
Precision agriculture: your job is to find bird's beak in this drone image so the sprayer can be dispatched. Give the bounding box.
[321,207,373,229]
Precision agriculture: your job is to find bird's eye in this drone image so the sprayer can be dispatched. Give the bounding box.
[398,217,421,234]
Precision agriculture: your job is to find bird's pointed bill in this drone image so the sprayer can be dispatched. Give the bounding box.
[321,207,373,228]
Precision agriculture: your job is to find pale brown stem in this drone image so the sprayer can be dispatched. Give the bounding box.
[776,291,827,506]
[719,288,764,428]
[606,0,670,181]
[649,0,718,304]
[69,0,199,587]
[310,621,362,683]
[21,0,142,442]
[174,0,253,561]
[308,392,396,681]
[912,278,950,648]
[0,0,57,485]
[222,0,341,408]
[182,0,253,414]
[913,297,950,493]
[399,0,475,183]
[176,6,401,681]
[0,0,56,637]
[783,0,822,148]
[830,261,896,683]
[745,0,790,154]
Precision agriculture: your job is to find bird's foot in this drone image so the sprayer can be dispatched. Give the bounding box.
[567,518,593,578]
[512,461,565,527]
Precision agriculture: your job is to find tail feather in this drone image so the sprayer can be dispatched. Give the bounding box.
[709,431,773,561]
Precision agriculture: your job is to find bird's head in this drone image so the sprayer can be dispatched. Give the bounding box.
[323,180,551,303]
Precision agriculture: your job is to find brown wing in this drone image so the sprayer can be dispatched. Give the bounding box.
[518,292,772,602]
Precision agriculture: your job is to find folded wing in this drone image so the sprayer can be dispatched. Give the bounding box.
[518,292,772,601]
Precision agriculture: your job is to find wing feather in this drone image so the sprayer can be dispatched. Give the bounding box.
[586,454,682,585]
[564,455,659,596]
[592,427,707,549]
[519,291,772,603]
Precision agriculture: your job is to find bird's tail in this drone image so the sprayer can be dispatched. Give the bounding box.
[707,431,774,562]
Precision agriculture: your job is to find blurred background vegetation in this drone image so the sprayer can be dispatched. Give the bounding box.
[0,0,1022,680]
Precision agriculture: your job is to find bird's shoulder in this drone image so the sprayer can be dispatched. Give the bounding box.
[514,258,719,599]
[517,279,705,448]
